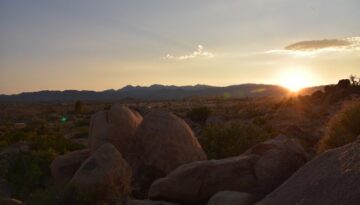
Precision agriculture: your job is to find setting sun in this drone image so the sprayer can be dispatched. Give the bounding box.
[278,69,314,92]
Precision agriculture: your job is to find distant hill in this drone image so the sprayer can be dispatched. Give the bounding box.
[0,84,312,102]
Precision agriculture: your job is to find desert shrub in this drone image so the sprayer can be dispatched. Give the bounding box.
[200,121,269,159]
[30,135,85,155]
[187,106,211,123]
[72,127,89,139]
[0,150,56,199]
[2,130,34,144]
[104,105,111,110]
[0,140,8,150]
[1,129,84,154]
[75,118,90,127]
[26,184,67,205]
[318,100,360,152]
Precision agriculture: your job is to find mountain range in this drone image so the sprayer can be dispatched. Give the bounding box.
[0,84,320,102]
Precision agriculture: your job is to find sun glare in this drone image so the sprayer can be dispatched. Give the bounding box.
[278,69,314,92]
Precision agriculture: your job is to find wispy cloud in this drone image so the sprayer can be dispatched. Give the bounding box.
[267,37,360,57]
[164,45,214,60]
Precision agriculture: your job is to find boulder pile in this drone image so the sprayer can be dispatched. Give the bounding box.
[148,136,307,204]
[51,104,206,203]
[49,104,360,205]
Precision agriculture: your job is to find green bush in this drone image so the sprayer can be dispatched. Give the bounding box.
[199,121,269,159]
[187,106,211,123]
[0,150,56,199]
[0,130,84,201]
[319,100,360,152]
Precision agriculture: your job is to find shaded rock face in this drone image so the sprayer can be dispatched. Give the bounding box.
[149,155,259,205]
[149,136,307,205]
[0,198,24,205]
[127,111,207,198]
[128,199,180,205]
[207,191,255,205]
[245,136,308,195]
[256,137,360,205]
[71,138,88,147]
[88,104,142,154]
[50,149,89,182]
[69,143,132,204]
[0,178,11,198]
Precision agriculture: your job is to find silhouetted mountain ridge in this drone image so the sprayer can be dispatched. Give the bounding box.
[0,83,316,102]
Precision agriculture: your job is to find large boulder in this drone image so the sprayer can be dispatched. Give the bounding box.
[127,111,207,198]
[207,191,255,205]
[50,149,89,182]
[245,136,308,195]
[88,104,142,154]
[149,155,259,205]
[149,136,308,204]
[244,135,307,157]
[256,137,360,205]
[68,143,132,204]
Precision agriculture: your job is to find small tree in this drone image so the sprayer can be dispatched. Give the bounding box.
[349,75,360,86]
[74,100,83,114]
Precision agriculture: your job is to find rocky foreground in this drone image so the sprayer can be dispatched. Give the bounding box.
[5,103,359,205]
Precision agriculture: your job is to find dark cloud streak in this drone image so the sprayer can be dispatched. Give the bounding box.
[285,38,352,51]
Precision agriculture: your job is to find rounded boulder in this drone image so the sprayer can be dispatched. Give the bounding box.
[50,149,90,182]
[68,143,132,203]
[88,104,142,154]
[127,111,207,198]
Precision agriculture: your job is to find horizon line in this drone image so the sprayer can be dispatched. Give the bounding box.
[0,82,328,96]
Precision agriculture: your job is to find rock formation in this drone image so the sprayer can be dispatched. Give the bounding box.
[127,111,207,198]
[88,104,142,154]
[256,136,360,205]
[69,143,132,203]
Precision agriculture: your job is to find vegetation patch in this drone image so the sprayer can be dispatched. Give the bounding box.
[0,150,56,199]
[187,106,212,124]
[318,100,360,152]
[200,121,269,159]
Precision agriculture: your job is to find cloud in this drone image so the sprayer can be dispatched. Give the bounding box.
[164,45,214,60]
[267,36,360,57]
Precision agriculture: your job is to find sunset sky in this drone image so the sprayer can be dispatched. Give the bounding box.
[1,0,359,94]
